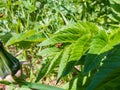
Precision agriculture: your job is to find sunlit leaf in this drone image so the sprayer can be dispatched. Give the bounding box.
[57,46,71,82]
[6,30,46,45]
[35,51,62,82]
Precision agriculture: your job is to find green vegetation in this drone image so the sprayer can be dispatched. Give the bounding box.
[0,0,120,90]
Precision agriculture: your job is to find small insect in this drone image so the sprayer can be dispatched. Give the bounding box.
[0,12,4,18]
[55,43,63,48]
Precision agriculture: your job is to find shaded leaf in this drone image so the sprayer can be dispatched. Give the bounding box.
[87,45,120,90]
[94,68,120,90]
[109,0,120,22]
[84,29,120,74]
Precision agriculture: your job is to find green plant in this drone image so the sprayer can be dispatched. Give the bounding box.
[0,0,120,89]
[109,0,120,24]
[37,22,120,89]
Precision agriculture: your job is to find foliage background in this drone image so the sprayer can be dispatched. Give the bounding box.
[0,0,120,90]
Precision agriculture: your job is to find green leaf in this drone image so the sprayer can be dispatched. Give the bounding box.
[37,47,60,56]
[62,73,85,90]
[35,51,62,82]
[0,81,64,90]
[38,22,98,83]
[110,0,120,4]
[6,30,36,45]
[57,46,71,83]
[0,1,6,8]
[109,0,120,22]
[88,30,109,54]
[94,68,120,90]
[56,22,98,35]
[109,28,120,46]
[39,34,79,46]
[56,23,83,35]
[108,13,120,22]
[63,76,78,90]
[24,32,46,42]
[0,32,12,44]
[84,29,120,74]
[69,34,92,61]
[39,22,98,46]
[87,45,120,90]
[84,30,109,74]
[6,30,46,46]
[110,3,120,15]
[25,82,64,90]
[60,34,93,79]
